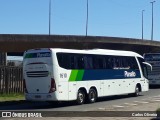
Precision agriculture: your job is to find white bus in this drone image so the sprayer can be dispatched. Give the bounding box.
[23,48,151,104]
[144,53,160,85]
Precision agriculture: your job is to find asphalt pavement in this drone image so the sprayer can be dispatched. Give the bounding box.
[0,86,160,120]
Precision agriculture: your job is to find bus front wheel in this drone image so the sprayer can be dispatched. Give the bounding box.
[134,86,140,97]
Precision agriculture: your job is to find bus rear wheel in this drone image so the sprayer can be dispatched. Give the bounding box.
[88,88,97,103]
[76,90,85,105]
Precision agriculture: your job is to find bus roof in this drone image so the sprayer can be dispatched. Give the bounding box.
[144,53,160,55]
[25,48,143,58]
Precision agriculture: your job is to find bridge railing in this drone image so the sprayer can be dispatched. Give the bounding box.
[0,66,23,94]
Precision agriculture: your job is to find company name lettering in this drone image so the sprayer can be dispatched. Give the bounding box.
[124,71,136,77]
[37,53,51,58]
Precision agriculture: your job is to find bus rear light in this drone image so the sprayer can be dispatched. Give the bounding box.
[23,79,28,93]
[49,78,56,93]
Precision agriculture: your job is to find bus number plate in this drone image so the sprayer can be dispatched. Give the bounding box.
[35,95,41,98]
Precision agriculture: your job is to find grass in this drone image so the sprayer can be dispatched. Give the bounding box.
[157,108,160,111]
[0,93,25,101]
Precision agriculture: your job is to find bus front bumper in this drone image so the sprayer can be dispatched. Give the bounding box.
[149,80,160,85]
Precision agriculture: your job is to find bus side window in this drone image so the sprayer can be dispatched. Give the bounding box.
[57,53,76,69]
[112,57,119,69]
[63,54,71,69]
[121,56,130,69]
[93,55,105,69]
[98,56,105,69]
[128,57,139,70]
[69,55,75,69]
[77,56,84,69]
[106,56,113,69]
[57,53,69,69]
[115,56,122,68]
[84,55,93,69]
[73,55,78,69]
[93,55,98,69]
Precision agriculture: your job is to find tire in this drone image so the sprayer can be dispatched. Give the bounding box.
[88,88,97,103]
[134,86,140,97]
[76,90,85,105]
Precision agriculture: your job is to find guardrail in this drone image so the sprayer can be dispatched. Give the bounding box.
[0,66,23,94]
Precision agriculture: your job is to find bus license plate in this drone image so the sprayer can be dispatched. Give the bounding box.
[35,95,41,98]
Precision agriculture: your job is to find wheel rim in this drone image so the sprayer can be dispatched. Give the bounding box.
[78,92,84,103]
[90,91,95,101]
[136,87,139,96]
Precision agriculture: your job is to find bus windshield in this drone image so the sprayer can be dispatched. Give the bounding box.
[144,54,160,61]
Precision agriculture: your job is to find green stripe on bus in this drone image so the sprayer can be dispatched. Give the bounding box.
[25,54,32,58]
[69,70,78,81]
[76,70,84,81]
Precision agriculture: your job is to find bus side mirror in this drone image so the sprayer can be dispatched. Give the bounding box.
[143,62,152,71]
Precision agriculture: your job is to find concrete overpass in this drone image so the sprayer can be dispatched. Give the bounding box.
[0,34,160,56]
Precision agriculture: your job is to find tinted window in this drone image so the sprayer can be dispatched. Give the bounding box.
[144,54,160,61]
[57,53,139,70]
[93,55,105,69]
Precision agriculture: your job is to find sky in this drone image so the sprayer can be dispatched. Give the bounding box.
[0,0,160,41]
